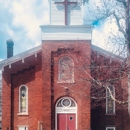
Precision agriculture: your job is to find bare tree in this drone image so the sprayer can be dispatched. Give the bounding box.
[82,0,130,114]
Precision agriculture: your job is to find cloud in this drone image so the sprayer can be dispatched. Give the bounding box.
[10,0,49,42]
[0,0,50,59]
[92,19,114,42]
[88,0,120,51]
[0,59,3,62]
[0,0,121,60]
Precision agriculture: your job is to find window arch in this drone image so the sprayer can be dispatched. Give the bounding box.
[106,86,115,114]
[19,85,28,113]
[58,56,74,83]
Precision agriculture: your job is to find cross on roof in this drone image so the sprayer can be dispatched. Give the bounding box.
[55,0,77,25]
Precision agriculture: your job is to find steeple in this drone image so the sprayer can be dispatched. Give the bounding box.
[40,0,91,41]
[50,0,83,25]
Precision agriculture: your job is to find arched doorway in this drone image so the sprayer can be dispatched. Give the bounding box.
[55,97,77,130]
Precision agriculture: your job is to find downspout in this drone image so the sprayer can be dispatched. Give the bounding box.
[10,74,14,130]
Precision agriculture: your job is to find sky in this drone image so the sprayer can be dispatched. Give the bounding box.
[0,0,118,61]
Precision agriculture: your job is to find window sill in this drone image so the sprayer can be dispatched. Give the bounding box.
[57,80,75,84]
[105,113,116,115]
[17,113,29,116]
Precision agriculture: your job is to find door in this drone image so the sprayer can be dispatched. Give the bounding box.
[57,114,76,130]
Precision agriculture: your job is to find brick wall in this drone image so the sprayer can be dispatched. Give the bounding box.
[91,50,130,130]
[2,40,91,130]
[2,52,42,130]
[42,40,91,130]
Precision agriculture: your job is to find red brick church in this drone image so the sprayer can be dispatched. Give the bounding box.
[0,0,130,130]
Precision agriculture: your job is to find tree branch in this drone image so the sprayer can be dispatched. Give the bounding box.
[113,11,126,36]
[116,0,127,8]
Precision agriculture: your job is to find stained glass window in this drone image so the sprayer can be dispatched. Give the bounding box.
[106,86,115,114]
[58,57,74,83]
[19,85,28,113]
[57,97,76,108]
[62,98,71,107]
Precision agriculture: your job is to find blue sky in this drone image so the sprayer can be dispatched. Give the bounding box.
[0,0,118,61]
[0,0,49,60]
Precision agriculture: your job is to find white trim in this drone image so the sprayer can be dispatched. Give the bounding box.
[40,25,92,40]
[9,63,11,68]
[41,33,91,40]
[18,85,28,114]
[38,121,43,130]
[18,125,28,130]
[22,58,24,63]
[35,53,37,58]
[106,127,115,130]
[17,113,29,116]
[106,86,115,114]
[55,97,77,130]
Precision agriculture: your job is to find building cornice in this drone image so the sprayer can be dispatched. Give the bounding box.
[40,25,92,40]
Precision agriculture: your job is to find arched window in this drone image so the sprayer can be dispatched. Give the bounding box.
[106,86,115,114]
[58,56,74,83]
[19,85,28,113]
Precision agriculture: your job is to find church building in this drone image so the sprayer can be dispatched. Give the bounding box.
[0,0,130,130]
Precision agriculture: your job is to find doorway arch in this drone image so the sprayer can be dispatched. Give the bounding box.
[55,97,77,130]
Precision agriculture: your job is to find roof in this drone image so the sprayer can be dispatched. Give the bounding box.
[0,45,42,71]
[91,44,124,61]
[0,44,124,71]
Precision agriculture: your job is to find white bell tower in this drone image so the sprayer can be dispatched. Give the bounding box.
[50,0,83,25]
[40,0,92,41]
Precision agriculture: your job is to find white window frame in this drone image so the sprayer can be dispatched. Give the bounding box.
[38,121,43,130]
[18,85,28,115]
[18,126,28,130]
[55,97,77,130]
[106,127,115,130]
[58,56,74,83]
[106,86,115,114]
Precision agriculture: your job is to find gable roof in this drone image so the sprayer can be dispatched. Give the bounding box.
[92,45,124,61]
[0,45,42,71]
[0,44,124,71]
